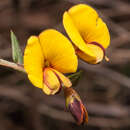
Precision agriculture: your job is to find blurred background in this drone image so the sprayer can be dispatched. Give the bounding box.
[0,0,130,130]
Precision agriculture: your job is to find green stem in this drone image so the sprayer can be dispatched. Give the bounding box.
[68,70,82,79]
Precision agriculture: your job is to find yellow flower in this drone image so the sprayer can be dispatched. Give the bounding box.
[63,4,110,64]
[24,29,78,95]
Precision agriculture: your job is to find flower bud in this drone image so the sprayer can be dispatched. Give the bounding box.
[64,88,88,125]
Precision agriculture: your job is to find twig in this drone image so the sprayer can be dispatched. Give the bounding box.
[0,59,25,73]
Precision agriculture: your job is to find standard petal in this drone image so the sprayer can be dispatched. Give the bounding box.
[63,4,110,63]
[51,68,72,88]
[24,36,44,88]
[39,29,78,73]
[63,4,110,49]
[43,68,61,95]
[63,12,96,59]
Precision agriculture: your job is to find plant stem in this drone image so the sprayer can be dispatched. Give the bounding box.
[67,70,82,79]
[0,59,25,73]
[0,59,81,79]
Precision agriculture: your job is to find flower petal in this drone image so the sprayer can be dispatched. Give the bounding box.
[39,29,78,73]
[63,4,110,63]
[24,36,44,88]
[77,44,104,64]
[63,4,110,48]
[51,68,72,88]
[42,84,52,95]
[43,68,61,95]
[63,11,96,58]
[43,84,61,95]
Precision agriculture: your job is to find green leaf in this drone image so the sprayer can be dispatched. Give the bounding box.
[10,30,23,64]
[68,70,83,86]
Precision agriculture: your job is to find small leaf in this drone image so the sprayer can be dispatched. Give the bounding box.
[68,70,82,86]
[10,30,23,64]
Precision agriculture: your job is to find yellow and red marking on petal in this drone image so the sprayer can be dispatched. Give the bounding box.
[42,67,71,95]
[51,68,72,88]
[43,68,61,94]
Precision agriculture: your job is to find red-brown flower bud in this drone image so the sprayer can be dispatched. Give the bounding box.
[64,88,88,125]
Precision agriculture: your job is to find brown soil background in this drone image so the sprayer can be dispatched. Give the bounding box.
[0,0,130,130]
